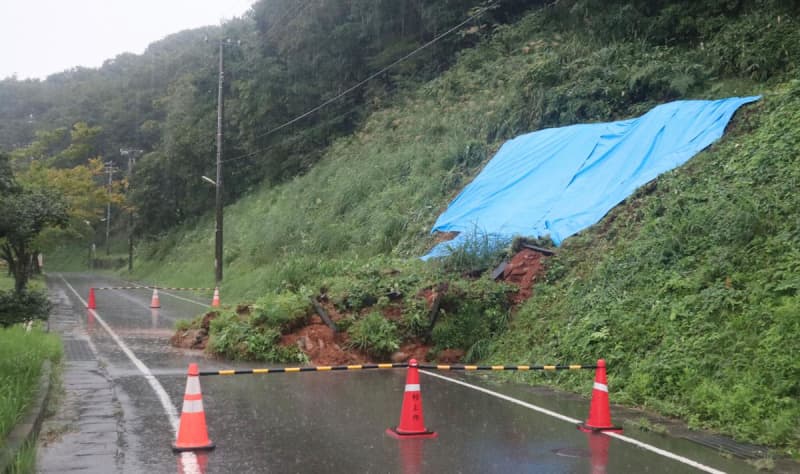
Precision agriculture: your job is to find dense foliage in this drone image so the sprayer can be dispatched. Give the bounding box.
[1,0,539,238]
[0,155,69,292]
[0,290,51,327]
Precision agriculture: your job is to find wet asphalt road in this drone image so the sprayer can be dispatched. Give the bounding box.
[49,273,761,474]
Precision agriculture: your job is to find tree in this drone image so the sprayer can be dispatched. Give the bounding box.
[0,152,16,194]
[0,154,69,292]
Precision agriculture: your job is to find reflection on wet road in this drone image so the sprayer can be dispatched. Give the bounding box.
[53,273,761,473]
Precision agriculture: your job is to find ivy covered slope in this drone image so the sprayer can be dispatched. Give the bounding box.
[494,82,800,450]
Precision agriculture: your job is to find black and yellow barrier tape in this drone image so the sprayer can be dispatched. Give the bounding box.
[198,363,595,376]
[94,286,215,291]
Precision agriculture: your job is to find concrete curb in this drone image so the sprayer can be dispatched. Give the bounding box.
[0,359,53,471]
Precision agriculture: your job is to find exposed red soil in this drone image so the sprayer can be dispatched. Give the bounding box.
[392,341,432,363]
[438,348,466,363]
[280,315,366,365]
[170,311,216,350]
[380,303,404,321]
[171,250,547,364]
[501,248,547,304]
[432,231,459,244]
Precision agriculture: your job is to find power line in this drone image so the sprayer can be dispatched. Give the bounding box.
[221,2,493,165]
[218,108,359,168]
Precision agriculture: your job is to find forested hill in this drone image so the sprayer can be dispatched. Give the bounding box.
[0,0,533,235]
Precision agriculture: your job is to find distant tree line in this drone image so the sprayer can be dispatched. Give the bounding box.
[0,0,543,238]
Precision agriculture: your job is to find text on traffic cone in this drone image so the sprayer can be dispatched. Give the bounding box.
[211,287,220,308]
[150,288,161,308]
[578,359,622,433]
[87,288,97,309]
[386,359,437,439]
[173,363,215,452]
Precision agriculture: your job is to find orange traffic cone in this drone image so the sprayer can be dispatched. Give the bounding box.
[211,287,220,308]
[150,288,161,308]
[586,432,611,474]
[578,359,622,433]
[87,288,97,309]
[173,363,215,452]
[386,359,437,439]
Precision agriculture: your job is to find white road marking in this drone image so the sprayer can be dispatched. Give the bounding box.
[119,278,210,308]
[421,370,727,474]
[65,273,726,473]
[59,274,201,473]
[157,289,210,307]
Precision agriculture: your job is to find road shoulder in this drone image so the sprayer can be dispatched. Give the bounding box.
[37,281,124,473]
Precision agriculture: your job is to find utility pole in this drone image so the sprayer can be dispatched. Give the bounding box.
[104,162,118,256]
[214,39,225,286]
[128,156,134,271]
[121,148,141,271]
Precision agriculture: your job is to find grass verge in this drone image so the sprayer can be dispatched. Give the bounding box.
[0,325,62,445]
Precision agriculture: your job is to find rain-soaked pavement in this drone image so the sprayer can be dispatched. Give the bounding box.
[42,272,773,473]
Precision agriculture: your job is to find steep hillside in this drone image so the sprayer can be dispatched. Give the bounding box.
[79,0,800,452]
[494,82,800,449]
[128,0,799,295]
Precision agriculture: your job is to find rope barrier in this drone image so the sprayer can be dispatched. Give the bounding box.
[93,286,215,291]
[198,363,596,376]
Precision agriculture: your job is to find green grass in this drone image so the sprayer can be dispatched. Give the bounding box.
[118,1,800,452]
[0,275,44,293]
[347,311,401,358]
[0,324,62,443]
[124,3,799,301]
[6,439,37,474]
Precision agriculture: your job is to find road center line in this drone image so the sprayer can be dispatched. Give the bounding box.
[421,370,726,474]
[58,274,201,473]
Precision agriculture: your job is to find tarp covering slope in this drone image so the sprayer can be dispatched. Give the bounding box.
[424,96,760,259]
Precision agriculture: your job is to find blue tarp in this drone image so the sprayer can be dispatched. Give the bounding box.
[423,96,760,260]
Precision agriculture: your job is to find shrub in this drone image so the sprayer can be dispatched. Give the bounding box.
[251,291,311,334]
[398,297,429,339]
[347,311,400,358]
[174,319,193,331]
[440,226,510,274]
[0,290,51,327]
[206,309,307,363]
[432,278,514,352]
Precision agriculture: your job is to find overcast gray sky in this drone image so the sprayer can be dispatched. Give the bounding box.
[1,0,257,80]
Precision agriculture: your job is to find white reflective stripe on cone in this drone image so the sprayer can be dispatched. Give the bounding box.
[182,399,204,413]
[405,384,421,392]
[593,382,608,392]
[185,377,201,395]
